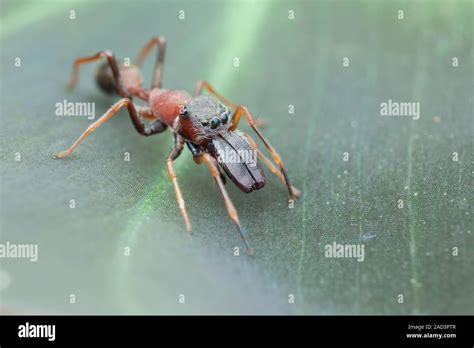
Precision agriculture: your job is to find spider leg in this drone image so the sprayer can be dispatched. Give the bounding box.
[54,99,167,158]
[186,141,226,184]
[133,36,167,89]
[67,50,130,97]
[200,153,253,255]
[166,134,192,232]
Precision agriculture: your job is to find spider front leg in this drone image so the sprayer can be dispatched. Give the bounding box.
[230,106,300,201]
[133,36,167,89]
[67,50,130,97]
[201,153,253,255]
[54,99,167,158]
[166,134,192,232]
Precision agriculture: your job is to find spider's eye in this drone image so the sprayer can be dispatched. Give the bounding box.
[201,120,209,127]
[210,117,221,129]
[221,112,229,124]
[179,105,189,117]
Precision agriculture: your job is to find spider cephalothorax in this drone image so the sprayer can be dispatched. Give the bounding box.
[178,96,231,144]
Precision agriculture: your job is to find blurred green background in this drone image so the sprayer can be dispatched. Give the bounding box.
[0,0,472,314]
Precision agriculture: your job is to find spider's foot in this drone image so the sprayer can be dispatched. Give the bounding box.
[53,150,72,159]
[290,186,302,200]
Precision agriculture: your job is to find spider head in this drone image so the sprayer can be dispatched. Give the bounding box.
[178,96,231,143]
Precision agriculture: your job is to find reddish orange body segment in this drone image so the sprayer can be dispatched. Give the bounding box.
[149,89,191,127]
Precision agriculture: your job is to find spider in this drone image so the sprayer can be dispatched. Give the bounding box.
[54,36,301,255]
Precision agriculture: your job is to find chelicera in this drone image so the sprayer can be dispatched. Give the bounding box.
[54,36,301,255]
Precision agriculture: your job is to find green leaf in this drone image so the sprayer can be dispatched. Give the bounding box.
[0,0,472,314]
